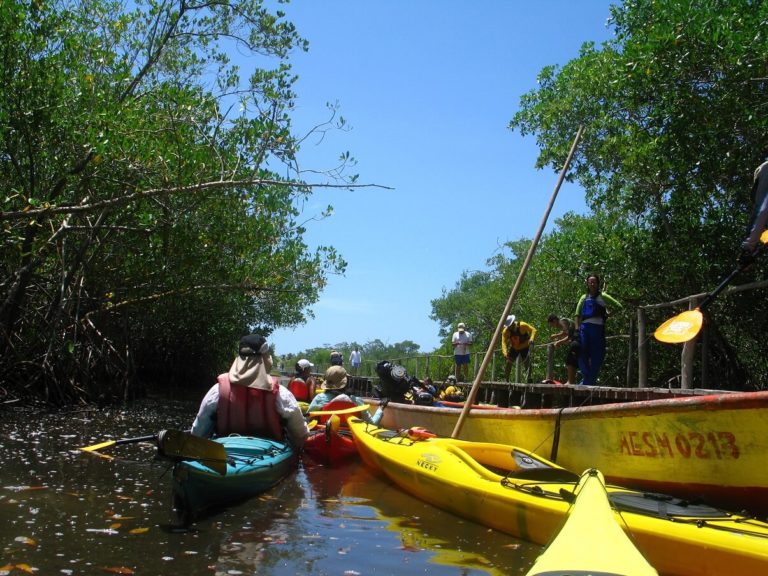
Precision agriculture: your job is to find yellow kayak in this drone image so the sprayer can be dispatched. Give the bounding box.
[526,469,657,576]
[348,418,768,576]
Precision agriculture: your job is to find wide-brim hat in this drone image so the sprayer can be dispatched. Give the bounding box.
[504,314,516,328]
[322,365,348,390]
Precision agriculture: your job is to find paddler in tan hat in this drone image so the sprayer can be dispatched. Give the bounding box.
[191,334,309,448]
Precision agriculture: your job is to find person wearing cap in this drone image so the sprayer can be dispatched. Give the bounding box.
[190,334,309,449]
[501,315,537,382]
[349,347,362,375]
[306,366,386,425]
[439,374,465,402]
[451,322,473,382]
[287,358,316,403]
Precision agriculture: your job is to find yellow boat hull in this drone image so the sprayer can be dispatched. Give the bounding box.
[377,390,768,516]
[349,417,768,576]
[526,469,657,576]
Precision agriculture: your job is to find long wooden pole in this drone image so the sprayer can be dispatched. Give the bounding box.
[451,125,584,438]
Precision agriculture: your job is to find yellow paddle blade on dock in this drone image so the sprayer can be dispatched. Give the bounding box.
[654,309,703,344]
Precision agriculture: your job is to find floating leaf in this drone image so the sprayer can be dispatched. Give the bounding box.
[129,527,149,535]
[109,523,122,530]
[100,567,134,575]
[14,536,37,546]
[4,486,47,492]
[15,565,35,574]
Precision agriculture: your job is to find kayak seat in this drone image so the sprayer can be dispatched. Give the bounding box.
[509,467,581,483]
[609,491,727,519]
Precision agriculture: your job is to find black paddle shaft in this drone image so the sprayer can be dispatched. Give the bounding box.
[699,241,765,312]
[114,434,159,446]
[699,266,744,312]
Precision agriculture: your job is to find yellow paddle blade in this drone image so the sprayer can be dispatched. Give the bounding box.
[761,229,768,244]
[654,309,704,343]
[80,439,119,453]
[158,430,228,476]
[308,403,369,417]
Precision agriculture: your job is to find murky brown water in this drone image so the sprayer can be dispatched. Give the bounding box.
[0,396,540,575]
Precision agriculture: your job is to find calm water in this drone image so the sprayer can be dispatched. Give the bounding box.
[0,397,541,575]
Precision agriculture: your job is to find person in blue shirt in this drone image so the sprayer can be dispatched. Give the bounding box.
[307,366,385,425]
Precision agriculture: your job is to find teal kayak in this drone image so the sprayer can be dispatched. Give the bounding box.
[172,435,297,524]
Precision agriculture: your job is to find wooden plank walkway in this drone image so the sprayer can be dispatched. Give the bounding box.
[345,375,736,409]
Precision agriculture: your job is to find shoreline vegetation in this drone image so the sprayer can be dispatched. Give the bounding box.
[2,1,766,407]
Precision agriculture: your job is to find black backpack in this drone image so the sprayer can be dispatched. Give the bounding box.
[375,360,411,401]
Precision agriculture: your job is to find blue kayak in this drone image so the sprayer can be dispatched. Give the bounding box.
[172,435,297,524]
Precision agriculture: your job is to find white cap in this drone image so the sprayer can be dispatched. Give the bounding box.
[297,359,314,370]
[504,314,516,327]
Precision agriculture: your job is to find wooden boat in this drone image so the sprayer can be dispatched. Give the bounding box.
[172,435,297,524]
[303,401,368,465]
[375,389,768,516]
[348,417,768,576]
[526,469,657,576]
[438,400,502,410]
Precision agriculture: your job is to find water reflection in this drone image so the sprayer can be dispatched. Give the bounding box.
[0,399,539,575]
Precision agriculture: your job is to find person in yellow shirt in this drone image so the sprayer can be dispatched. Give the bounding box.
[501,315,537,382]
[439,374,465,402]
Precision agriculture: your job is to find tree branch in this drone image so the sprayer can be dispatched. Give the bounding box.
[0,179,393,221]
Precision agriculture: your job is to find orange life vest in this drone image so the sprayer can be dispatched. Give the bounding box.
[216,374,284,440]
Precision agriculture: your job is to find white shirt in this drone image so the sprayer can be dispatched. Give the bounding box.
[191,384,309,448]
[349,350,362,366]
[452,330,473,355]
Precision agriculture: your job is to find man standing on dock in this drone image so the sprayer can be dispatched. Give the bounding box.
[452,322,473,382]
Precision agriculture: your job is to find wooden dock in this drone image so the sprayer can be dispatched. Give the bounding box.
[347,375,735,409]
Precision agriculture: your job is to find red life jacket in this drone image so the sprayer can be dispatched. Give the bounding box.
[216,374,284,440]
[287,377,309,401]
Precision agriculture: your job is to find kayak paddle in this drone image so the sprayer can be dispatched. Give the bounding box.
[655,230,767,344]
[308,403,369,417]
[80,429,228,475]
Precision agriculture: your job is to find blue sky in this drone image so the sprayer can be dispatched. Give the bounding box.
[267,1,616,355]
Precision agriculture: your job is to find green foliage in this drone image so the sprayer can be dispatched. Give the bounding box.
[0,0,351,403]
[433,0,768,388]
[283,338,423,378]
